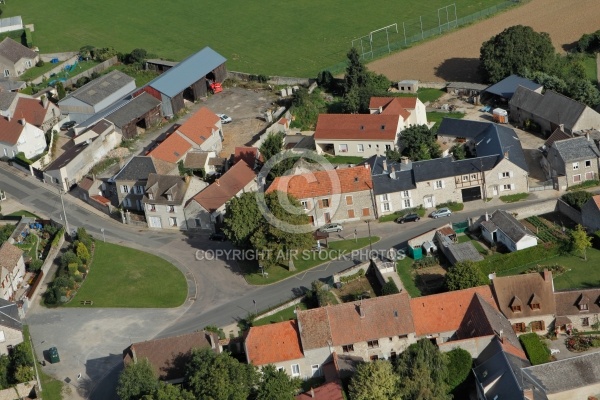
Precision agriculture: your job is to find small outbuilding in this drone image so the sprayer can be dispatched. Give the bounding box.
[397,80,418,93]
[105,92,162,139]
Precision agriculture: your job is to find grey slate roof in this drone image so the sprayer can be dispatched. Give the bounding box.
[105,92,161,128]
[113,156,175,181]
[0,91,17,112]
[62,70,135,107]
[360,155,416,195]
[148,47,226,98]
[437,118,490,139]
[552,136,600,162]
[45,137,95,171]
[510,86,588,130]
[143,173,188,205]
[522,352,600,395]
[0,299,22,331]
[483,75,542,100]
[473,294,522,351]
[146,59,179,67]
[0,37,37,63]
[0,78,25,92]
[487,209,536,243]
[544,128,571,148]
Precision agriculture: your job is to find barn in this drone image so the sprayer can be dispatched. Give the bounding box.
[105,92,162,139]
[140,47,226,118]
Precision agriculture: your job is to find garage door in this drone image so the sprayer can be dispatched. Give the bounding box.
[149,216,162,228]
[461,186,482,202]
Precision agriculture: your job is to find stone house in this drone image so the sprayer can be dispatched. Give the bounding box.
[143,174,190,230]
[0,242,26,301]
[0,115,46,160]
[183,150,225,176]
[0,299,23,355]
[111,156,177,212]
[554,288,600,333]
[184,160,257,231]
[542,135,600,190]
[480,210,538,252]
[581,194,600,232]
[0,37,39,78]
[123,331,221,384]
[244,321,309,379]
[509,86,600,136]
[266,165,376,227]
[491,271,556,335]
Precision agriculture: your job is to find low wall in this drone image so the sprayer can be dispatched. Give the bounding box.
[255,295,306,319]
[508,199,558,219]
[64,56,118,88]
[417,82,448,89]
[556,198,582,224]
[228,71,312,86]
[332,261,370,284]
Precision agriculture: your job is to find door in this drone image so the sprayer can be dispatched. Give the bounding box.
[492,185,498,196]
[324,212,331,224]
[149,216,162,228]
[423,196,434,208]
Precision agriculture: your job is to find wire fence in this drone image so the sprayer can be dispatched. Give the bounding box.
[326,0,523,75]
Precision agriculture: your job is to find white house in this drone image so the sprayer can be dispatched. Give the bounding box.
[0,116,46,159]
[481,210,538,252]
[0,242,26,301]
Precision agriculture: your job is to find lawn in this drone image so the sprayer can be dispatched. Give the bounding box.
[240,236,380,285]
[4,0,512,77]
[499,192,529,203]
[581,54,598,84]
[7,210,41,218]
[66,241,187,307]
[323,155,367,165]
[396,257,422,298]
[332,275,378,302]
[396,88,445,103]
[253,302,308,326]
[19,61,65,81]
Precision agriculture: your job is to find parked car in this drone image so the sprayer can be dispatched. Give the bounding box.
[217,114,232,124]
[431,207,452,219]
[318,223,343,233]
[209,232,227,241]
[396,213,420,224]
[48,347,60,364]
[60,120,76,131]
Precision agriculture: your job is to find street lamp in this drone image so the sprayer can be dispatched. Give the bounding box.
[365,220,373,253]
[100,228,105,242]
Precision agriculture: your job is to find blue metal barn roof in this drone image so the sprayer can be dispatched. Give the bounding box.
[148,46,226,98]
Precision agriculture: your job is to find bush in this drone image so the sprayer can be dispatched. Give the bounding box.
[520,333,550,365]
[567,180,600,191]
[60,250,80,268]
[36,60,45,67]
[51,228,64,247]
[562,190,593,211]
[381,278,400,295]
[565,335,593,352]
[28,259,43,272]
[412,256,438,269]
[499,193,529,203]
[340,269,364,283]
[77,265,87,274]
[446,348,472,390]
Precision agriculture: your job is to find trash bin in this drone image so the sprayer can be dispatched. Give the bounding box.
[48,347,60,364]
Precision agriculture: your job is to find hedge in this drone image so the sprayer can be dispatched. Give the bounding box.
[340,268,364,283]
[51,228,64,247]
[477,243,559,275]
[382,278,400,295]
[519,333,550,365]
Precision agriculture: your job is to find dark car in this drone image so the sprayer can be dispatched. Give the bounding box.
[60,121,76,131]
[396,213,420,224]
[209,232,227,242]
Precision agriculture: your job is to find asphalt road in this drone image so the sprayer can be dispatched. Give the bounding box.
[0,164,561,399]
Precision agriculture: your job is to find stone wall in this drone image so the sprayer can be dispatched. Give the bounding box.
[64,56,118,88]
[556,198,582,224]
[31,55,79,85]
[227,71,312,86]
[255,295,306,319]
[332,261,370,284]
[509,199,559,220]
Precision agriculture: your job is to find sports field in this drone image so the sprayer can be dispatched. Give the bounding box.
[6,0,509,77]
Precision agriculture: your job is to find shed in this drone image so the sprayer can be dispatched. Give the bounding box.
[0,16,23,34]
[145,59,178,74]
[397,80,418,93]
[105,92,162,139]
[481,75,543,105]
[141,47,227,117]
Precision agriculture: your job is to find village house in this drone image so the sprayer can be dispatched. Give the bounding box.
[480,209,538,252]
[0,92,60,132]
[183,150,226,176]
[554,288,600,333]
[143,173,190,230]
[542,134,600,190]
[490,270,556,335]
[0,242,26,301]
[0,115,46,160]
[266,165,376,227]
[0,37,39,78]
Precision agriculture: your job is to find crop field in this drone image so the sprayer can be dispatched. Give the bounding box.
[6,0,509,77]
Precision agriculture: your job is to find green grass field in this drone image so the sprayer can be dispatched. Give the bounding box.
[67,241,187,307]
[5,0,512,77]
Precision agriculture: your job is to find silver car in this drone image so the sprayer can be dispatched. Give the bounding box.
[319,223,343,233]
[431,207,452,219]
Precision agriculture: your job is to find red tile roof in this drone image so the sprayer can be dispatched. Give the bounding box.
[148,132,193,163]
[266,165,373,199]
[501,339,527,360]
[295,382,344,400]
[245,320,304,366]
[592,195,600,210]
[234,146,258,166]
[14,97,46,127]
[314,113,400,141]
[90,195,111,205]
[189,161,256,212]
[0,117,24,145]
[176,107,220,146]
[410,286,497,336]
[369,97,416,119]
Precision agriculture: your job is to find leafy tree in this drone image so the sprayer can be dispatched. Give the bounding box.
[290,87,327,130]
[0,355,9,389]
[0,225,14,245]
[445,260,487,291]
[56,82,66,100]
[382,279,400,295]
[8,343,33,384]
[126,48,148,65]
[259,132,285,164]
[450,144,466,160]
[571,224,592,261]
[445,348,472,391]
[76,242,90,265]
[389,125,440,162]
[144,382,195,400]
[79,45,96,60]
[28,259,43,272]
[577,30,600,53]
[13,365,34,383]
[255,364,301,400]
[349,360,401,400]
[396,339,451,400]
[316,70,336,92]
[185,349,257,400]
[94,47,118,61]
[561,191,593,211]
[526,71,568,94]
[117,358,158,400]
[479,25,556,83]
[344,47,368,94]
[223,192,263,249]
[60,250,80,269]
[342,47,390,113]
[567,78,600,108]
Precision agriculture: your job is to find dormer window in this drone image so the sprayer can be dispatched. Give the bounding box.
[577,294,590,311]
[166,194,173,201]
[580,303,589,311]
[147,193,154,200]
[511,305,521,312]
[510,295,522,313]
[530,303,540,310]
[529,294,541,311]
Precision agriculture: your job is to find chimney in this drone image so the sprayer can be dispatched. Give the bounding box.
[559,123,565,131]
[523,389,534,400]
[586,131,591,141]
[310,387,315,398]
[485,211,489,221]
[390,166,396,180]
[6,114,10,122]
[504,151,509,160]
[400,156,409,165]
[363,163,370,170]
[215,179,220,186]
[358,302,365,318]
[19,118,26,126]
[543,268,552,282]
[382,159,387,172]
[41,95,48,109]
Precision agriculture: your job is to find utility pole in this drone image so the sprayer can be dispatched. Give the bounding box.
[59,187,71,237]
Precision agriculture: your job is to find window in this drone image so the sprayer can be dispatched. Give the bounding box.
[321,198,330,208]
[531,320,545,332]
[582,317,590,327]
[580,303,589,311]
[195,218,201,227]
[362,208,370,217]
[381,194,389,201]
[132,186,138,195]
[367,340,379,348]
[3,70,8,77]
[121,185,129,194]
[501,171,510,179]
[370,355,378,361]
[166,194,173,201]
[338,144,348,153]
[511,305,521,313]
[147,204,156,212]
[402,190,410,198]
[124,198,131,208]
[169,217,177,227]
[291,364,300,377]
[346,196,353,205]
[26,60,31,68]
[471,174,477,180]
[309,216,315,225]
[311,365,320,376]
[435,180,444,189]
[573,174,582,183]
[573,162,580,170]
[342,344,354,353]
[357,144,364,153]
[167,205,175,213]
[390,351,397,360]
[147,193,154,200]
[462,175,469,181]
[531,303,540,310]
[586,160,592,168]
[385,144,391,151]
[348,209,355,218]
[502,184,513,191]
[277,367,285,372]
[382,203,390,212]
[301,200,308,210]
[403,199,411,208]
[513,322,526,333]
[586,171,594,180]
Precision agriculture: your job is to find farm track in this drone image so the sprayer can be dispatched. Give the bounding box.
[367,0,600,83]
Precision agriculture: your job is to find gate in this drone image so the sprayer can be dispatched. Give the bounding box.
[529,179,554,192]
[452,220,469,234]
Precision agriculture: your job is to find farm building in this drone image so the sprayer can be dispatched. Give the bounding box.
[58,70,136,123]
[105,92,162,139]
[0,16,23,34]
[140,47,227,117]
[445,82,487,103]
[145,59,178,74]
[397,80,418,93]
[480,75,542,105]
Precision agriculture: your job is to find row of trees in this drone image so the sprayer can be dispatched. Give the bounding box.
[117,349,301,400]
[479,25,600,107]
[349,340,472,400]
